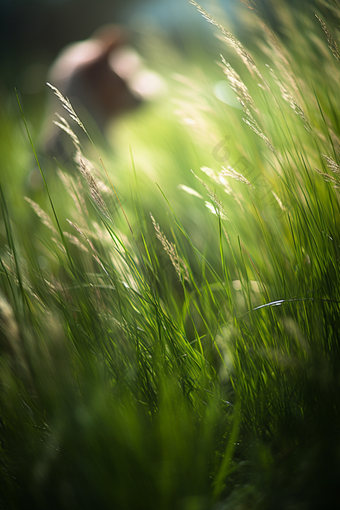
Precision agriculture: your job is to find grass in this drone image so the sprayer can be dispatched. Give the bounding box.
[1,0,340,508]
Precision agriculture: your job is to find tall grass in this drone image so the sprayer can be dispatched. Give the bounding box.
[1,1,340,508]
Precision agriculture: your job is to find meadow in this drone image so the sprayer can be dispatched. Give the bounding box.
[1,1,340,508]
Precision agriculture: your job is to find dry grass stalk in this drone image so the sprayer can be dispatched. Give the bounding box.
[74,151,110,219]
[267,65,311,132]
[24,197,57,234]
[242,108,275,152]
[57,169,87,217]
[150,214,189,282]
[44,275,64,295]
[315,167,339,188]
[53,113,80,149]
[199,167,243,211]
[66,219,109,275]
[177,184,204,199]
[200,166,230,196]
[192,169,229,217]
[322,154,340,173]
[51,237,67,254]
[189,0,265,85]
[258,17,305,109]
[62,232,89,253]
[46,82,88,134]
[220,55,257,111]
[220,165,255,188]
[2,252,41,302]
[237,0,259,12]
[315,15,340,63]
[66,219,96,253]
[271,191,286,211]
[205,201,229,219]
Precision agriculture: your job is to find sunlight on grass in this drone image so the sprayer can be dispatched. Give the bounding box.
[1,1,340,508]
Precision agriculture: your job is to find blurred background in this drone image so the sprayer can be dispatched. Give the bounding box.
[1,0,324,150]
[0,0,209,97]
[1,0,331,120]
[0,0,333,246]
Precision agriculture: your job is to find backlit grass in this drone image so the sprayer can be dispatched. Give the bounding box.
[1,1,340,508]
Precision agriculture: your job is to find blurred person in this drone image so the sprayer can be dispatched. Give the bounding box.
[42,23,168,164]
[24,23,165,191]
[43,25,141,160]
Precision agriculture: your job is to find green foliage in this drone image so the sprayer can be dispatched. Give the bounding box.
[1,1,340,508]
